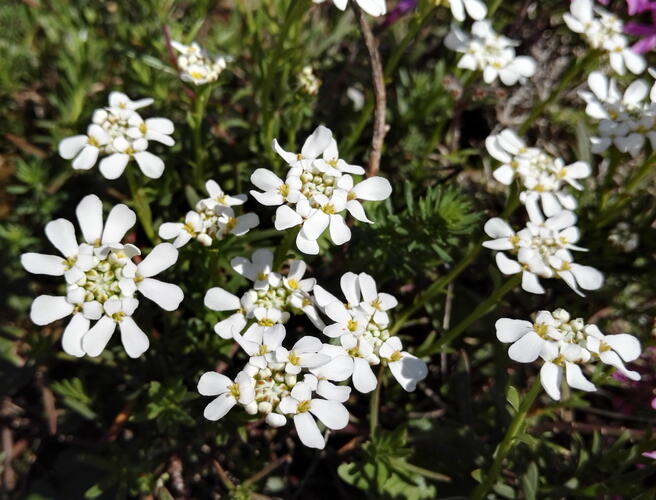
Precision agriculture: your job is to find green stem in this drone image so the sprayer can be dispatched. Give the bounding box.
[191,85,211,188]
[126,167,156,244]
[273,228,298,269]
[471,377,542,500]
[426,274,522,355]
[518,50,599,135]
[388,458,451,483]
[369,366,384,439]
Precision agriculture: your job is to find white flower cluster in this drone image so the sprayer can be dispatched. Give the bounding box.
[199,268,427,448]
[483,202,603,296]
[204,249,324,340]
[21,195,184,359]
[564,0,646,76]
[159,180,259,248]
[486,129,591,216]
[579,70,656,157]
[171,40,228,86]
[250,125,392,254]
[58,92,174,180]
[445,20,536,86]
[312,0,387,17]
[496,309,642,400]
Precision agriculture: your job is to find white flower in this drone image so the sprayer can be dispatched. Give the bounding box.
[486,128,591,216]
[378,336,428,391]
[172,40,228,85]
[198,371,255,420]
[446,0,487,22]
[445,20,536,86]
[22,195,183,358]
[312,0,387,17]
[482,204,604,296]
[579,71,655,157]
[496,308,642,400]
[316,271,427,392]
[564,0,645,75]
[251,125,392,254]
[158,179,258,248]
[58,93,174,179]
[279,381,350,449]
[204,249,321,339]
[273,336,331,375]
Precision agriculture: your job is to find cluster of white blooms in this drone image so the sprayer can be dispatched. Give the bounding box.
[564,0,646,76]
[21,195,183,359]
[298,66,321,95]
[158,180,259,248]
[199,269,427,448]
[445,20,536,86]
[198,330,351,449]
[439,0,487,22]
[250,125,392,254]
[579,71,656,157]
[496,309,642,400]
[58,92,174,180]
[171,40,228,86]
[483,202,603,296]
[312,0,386,16]
[204,249,324,340]
[313,272,428,392]
[486,129,592,216]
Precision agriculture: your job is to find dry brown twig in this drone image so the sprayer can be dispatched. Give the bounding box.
[353,4,387,177]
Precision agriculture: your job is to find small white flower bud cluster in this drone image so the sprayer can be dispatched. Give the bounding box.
[171,40,228,86]
[298,66,321,95]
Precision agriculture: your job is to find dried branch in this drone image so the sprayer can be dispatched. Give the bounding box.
[353,5,387,177]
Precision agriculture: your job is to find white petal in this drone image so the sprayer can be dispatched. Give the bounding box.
[204,287,241,311]
[389,355,428,391]
[250,168,283,191]
[101,204,136,244]
[99,153,130,180]
[570,264,603,291]
[82,316,116,357]
[60,313,89,357]
[137,278,183,311]
[540,362,562,400]
[119,316,150,358]
[329,215,351,245]
[495,253,522,274]
[76,194,103,244]
[214,313,247,339]
[352,358,377,393]
[198,371,231,396]
[134,151,165,179]
[565,362,596,392]
[508,332,544,363]
[58,135,88,159]
[301,125,333,159]
[310,399,349,429]
[351,177,392,201]
[21,253,65,276]
[203,393,237,421]
[45,218,79,258]
[521,271,545,294]
[294,412,325,449]
[137,243,178,277]
[275,205,303,230]
[604,334,641,362]
[72,145,99,170]
[484,218,514,239]
[495,318,533,343]
[30,295,74,325]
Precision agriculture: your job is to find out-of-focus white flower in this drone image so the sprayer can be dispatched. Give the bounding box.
[21,195,183,358]
[496,308,642,400]
[346,87,365,111]
[482,203,604,296]
[564,0,646,75]
[159,179,258,248]
[58,93,174,179]
[579,71,656,157]
[250,125,391,254]
[204,249,322,340]
[486,128,591,216]
[171,40,228,85]
[298,66,321,95]
[316,271,428,392]
[312,0,387,17]
[444,20,536,86]
[438,0,487,22]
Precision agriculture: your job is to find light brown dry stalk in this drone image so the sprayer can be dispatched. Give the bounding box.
[353,5,387,177]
